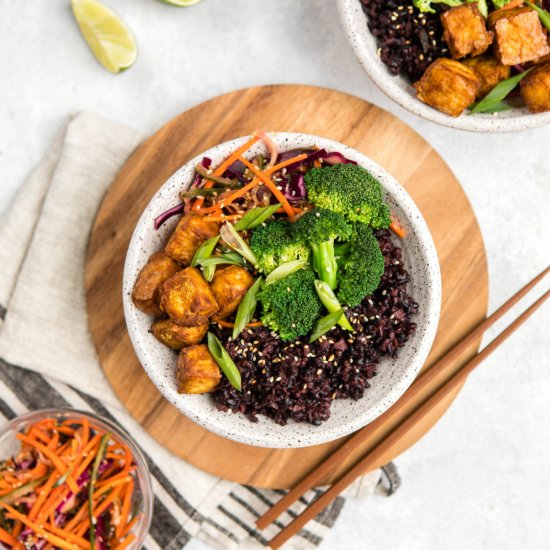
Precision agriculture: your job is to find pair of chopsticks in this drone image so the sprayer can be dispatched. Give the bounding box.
[257,266,550,549]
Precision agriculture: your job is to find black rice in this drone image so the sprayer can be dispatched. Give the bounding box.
[212,230,419,426]
[360,0,449,81]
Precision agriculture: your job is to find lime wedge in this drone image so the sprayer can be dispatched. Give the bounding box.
[158,0,204,6]
[71,0,137,74]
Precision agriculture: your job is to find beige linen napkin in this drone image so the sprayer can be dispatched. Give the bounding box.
[0,112,394,550]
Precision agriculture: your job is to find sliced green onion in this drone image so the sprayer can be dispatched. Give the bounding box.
[314,280,353,331]
[526,1,550,31]
[265,259,308,284]
[0,476,49,505]
[220,252,245,264]
[207,332,242,391]
[233,204,282,231]
[89,433,110,550]
[233,277,263,339]
[197,257,244,268]
[470,69,533,114]
[220,223,257,267]
[191,235,220,281]
[194,163,237,187]
[309,308,345,343]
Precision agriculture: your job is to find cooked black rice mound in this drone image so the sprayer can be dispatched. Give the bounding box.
[212,230,419,426]
[360,0,450,82]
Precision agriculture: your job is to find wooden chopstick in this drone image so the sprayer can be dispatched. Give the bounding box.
[268,287,549,549]
[257,265,549,531]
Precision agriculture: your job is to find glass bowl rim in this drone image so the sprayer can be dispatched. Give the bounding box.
[0,408,153,549]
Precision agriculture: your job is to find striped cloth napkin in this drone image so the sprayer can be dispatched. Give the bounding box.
[0,112,398,550]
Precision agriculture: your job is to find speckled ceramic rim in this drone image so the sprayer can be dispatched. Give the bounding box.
[123,132,441,448]
[337,0,550,132]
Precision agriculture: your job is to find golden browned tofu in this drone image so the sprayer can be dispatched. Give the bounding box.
[441,4,494,59]
[160,267,219,326]
[152,319,208,350]
[489,7,550,65]
[164,213,220,266]
[520,62,550,112]
[131,252,181,316]
[414,58,481,117]
[210,266,255,321]
[177,344,221,394]
[463,55,511,98]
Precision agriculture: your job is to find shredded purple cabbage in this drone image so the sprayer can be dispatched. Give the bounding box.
[153,203,185,230]
[283,174,307,202]
[322,151,357,165]
[154,157,212,230]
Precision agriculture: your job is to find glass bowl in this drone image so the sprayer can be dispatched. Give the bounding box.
[0,408,153,549]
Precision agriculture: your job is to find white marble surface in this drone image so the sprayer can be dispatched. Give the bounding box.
[1,1,549,549]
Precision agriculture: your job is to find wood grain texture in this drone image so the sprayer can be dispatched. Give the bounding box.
[85,85,488,489]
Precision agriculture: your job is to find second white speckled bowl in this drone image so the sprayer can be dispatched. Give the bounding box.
[123,133,441,448]
[338,0,550,132]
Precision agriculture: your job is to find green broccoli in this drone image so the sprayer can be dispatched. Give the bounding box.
[413,0,462,13]
[304,164,390,228]
[249,219,310,274]
[414,0,488,18]
[259,270,323,340]
[337,223,385,307]
[293,208,352,290]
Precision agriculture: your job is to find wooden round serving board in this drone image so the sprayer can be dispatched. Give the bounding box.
[86,85,488,489]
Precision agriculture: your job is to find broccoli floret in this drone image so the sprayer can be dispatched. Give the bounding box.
[293,208,352,289]
[259,270,323,340]
[305,164,390,228]
[337,224,385,307]
[249,219,310,273]
[413,0,463,14]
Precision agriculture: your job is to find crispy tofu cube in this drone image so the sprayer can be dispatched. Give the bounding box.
[160,267,219,326]
[414,58,481,117]
[441,4,494,59]
[131,252,181,316]
[152,319,208,350]
[463,55,511,98]
[177,344,221,394]
[521,61,550,112]
[210,266,255,321]
[164,213,219,265]
[488,7,550,65]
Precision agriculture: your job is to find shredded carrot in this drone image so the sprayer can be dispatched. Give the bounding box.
[120,514,139,538]
[36,485,66,522]
[113,533,136,550]
[313,159,322,168]
[116,479,134,539]
[94,476,133,499]
[265,153,308,175]
[28,472,60,521]
[45,524,90,549]
[216,320,263,328]
[96,467,137,489]
[1,503,82,550]
[194,135,260,210]
[389,218,406,239]
[74,485,124,537]
[16,434,68,478]
[238,156,296,217]
[0,526,23,549]
[11,521,22,537]
[194,152,308,216]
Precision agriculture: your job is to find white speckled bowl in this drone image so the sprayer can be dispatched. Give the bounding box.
[123,133,441,448]
[338,0,550,132]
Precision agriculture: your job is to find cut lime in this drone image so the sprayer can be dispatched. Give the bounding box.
[71,0,137,74]
[158,0,204,6]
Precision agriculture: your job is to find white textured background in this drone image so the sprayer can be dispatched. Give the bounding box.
[1,1,549,549]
